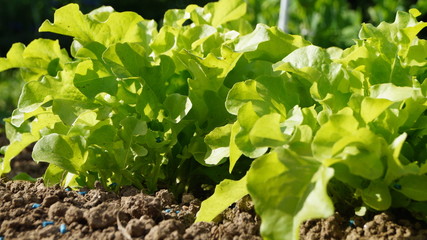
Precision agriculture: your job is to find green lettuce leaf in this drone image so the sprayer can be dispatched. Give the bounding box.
[247,150,334,240]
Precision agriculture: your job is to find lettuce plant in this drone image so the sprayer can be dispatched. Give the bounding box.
[0,0,252,191]
[0,1,426,240]
[196,8,427,240]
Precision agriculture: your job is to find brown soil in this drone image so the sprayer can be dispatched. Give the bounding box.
[1,128,427,240]
[0,178,262,240]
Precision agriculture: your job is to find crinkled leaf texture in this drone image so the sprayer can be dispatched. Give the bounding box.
[247,150,334,240]
[0,2,427,240]
[199,7,427,240]
[0,0,253,190]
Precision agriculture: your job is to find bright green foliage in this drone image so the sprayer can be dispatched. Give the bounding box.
[247,151,334,240]
[196,175,248,222]
[197,7,427,240]
[0,0,253,191]
[0,1,427,240]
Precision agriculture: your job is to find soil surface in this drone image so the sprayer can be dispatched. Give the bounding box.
[1,127,427,240]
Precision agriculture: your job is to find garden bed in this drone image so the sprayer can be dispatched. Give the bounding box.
[0,1,426,239]
[2,133,427,240]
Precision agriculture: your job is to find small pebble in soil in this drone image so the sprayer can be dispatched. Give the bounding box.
[42,221,55,227]
[349,219,356,228]
[59,223,67,234]
[32,203,41,209]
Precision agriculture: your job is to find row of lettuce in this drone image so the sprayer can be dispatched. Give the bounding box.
[1,0,426,122]
[0,0,426,239]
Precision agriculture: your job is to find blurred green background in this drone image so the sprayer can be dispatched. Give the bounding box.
[247,0,426,48]
[0,0,426,123]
